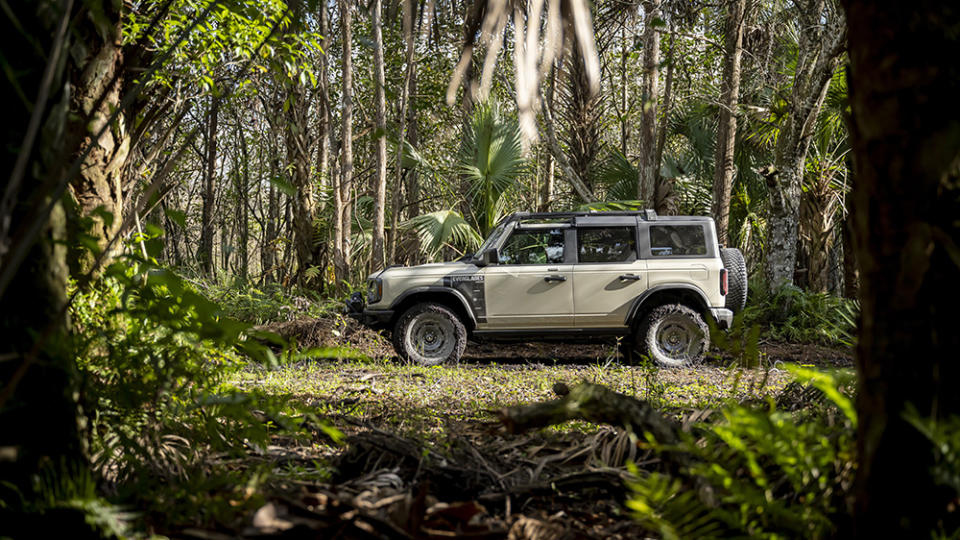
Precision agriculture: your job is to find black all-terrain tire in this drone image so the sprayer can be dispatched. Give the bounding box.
[636,303,709,368]
[720,247,748,313]
[392,303,467,366]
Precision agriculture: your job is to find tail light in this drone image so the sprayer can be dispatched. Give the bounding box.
[720,268,728,296]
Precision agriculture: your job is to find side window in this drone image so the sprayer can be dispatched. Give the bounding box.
[577,227,637,263]
[649,225,707,257]
[498,229,565,265]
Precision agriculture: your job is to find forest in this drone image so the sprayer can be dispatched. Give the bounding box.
[1,0,959,538]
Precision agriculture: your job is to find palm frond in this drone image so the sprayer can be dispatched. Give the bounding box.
[595,147,639,201]
[458,100,527,236]
[402,209,482,259]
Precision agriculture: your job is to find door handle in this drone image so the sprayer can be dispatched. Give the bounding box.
[619,274,641,281]
[544,274,566,283]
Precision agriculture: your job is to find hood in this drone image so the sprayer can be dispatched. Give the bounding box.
[368,259,478,280]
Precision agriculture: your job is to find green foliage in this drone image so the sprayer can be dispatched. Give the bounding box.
[627,368,856,539]
[402,209,482,259]
[459,99,527,237]
[742,283,858,346]
[192,275,336,324]
[69,250,342,528]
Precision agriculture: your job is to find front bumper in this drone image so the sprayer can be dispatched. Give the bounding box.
[345,292,393,329]
[709,307,734,330]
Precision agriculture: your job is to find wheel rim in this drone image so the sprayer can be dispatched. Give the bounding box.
[655,314,702,362]
[407,312,455,361]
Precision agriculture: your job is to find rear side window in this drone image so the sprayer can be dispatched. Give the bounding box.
[577,227,637,263]
[498,229,565,265]
[649,225,707,257]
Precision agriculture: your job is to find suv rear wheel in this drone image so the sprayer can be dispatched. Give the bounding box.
[392,303,467,366]
[636,304,709,367]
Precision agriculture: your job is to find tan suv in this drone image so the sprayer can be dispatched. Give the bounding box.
[346,210,747,366]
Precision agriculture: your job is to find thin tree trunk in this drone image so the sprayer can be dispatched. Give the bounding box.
[620,22,629,156]
[199,99,218,276]
[389,0,418,265]
[711,0,746,244]
[335,0,354,290]
[286,80,315,284]
[844,2,960,535]
[655,21,674,180]
[370,0,387,272]
[638,0,661,205]
[540,65,556,211]
[237,120,250,279]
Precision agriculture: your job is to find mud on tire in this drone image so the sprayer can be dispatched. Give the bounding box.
[392,303,467,366]
[636,303,709,368]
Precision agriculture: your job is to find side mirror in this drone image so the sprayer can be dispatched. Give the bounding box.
[478,248,499,267]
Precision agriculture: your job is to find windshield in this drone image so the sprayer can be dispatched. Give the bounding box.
[474,223,508,256]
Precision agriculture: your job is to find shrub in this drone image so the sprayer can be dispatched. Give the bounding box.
[742,282,858,346]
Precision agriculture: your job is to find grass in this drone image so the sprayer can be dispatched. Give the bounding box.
[228,356,795,440]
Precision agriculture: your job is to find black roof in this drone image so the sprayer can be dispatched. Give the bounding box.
[497,210,714,226]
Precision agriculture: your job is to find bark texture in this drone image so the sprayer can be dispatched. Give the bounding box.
[370,0,388,272]
[637,0,661,206]
[763,0,845,288]
[712,0,746,244]
[285,80,316,283]
[199,99,218,275]
[334,0,354,290]
[844,2,960,535]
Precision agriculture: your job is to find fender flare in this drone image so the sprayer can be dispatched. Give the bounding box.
[624,283,711,326]
[388,286,479,327]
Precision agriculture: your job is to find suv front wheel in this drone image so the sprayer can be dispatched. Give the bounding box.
[636,304,709,367]
[392,303,467,366]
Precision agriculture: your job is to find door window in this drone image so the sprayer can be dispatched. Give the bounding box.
[498,229,565,265]
[577,227,637,262]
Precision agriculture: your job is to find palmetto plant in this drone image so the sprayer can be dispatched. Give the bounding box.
[403,209,482,260]
[459,99,527,237]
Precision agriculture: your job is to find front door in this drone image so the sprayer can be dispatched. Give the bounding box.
[482,227,574,329]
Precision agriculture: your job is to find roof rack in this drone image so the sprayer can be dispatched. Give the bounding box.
[498,209,658,225]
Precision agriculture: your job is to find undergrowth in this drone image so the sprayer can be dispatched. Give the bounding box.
[186,273,340,324]
[742,282,858,347]
[6,242,345,535]
[627,365,858,539]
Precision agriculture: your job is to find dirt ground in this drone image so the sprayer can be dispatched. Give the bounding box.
[258,315,854,369]
[199,317,854,539]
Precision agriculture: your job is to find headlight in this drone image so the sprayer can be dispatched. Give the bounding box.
[367,278,382,304]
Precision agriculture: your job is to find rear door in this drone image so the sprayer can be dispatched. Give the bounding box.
[572,226,646,328]
[482,227,574,328]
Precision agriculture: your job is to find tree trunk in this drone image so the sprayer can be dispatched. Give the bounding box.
[655,21,674,181]
[237,118,250,279]
[638,0,661,206]
[712,0,746,245]
[0,0,121,497]
[335,0,354,291]
[763,1,845,289]
[61,7,131,275]
[286,81,315,284]
[262,155,280,284]
[540,65,557,211]
[199,99,218,276]
[844,2,960,535]
[370,0,388,272]
[389,0,418,265]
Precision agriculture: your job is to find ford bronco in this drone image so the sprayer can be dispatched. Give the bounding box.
[346,210,747,366]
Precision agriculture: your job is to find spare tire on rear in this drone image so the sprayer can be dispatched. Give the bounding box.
[720,247,748,313]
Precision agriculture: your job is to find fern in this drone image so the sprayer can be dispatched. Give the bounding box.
[626,369,856,539]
